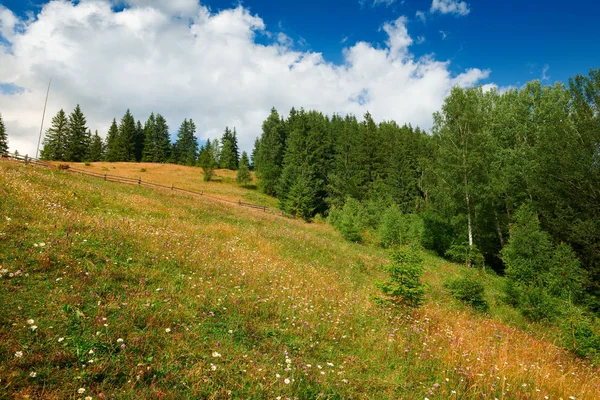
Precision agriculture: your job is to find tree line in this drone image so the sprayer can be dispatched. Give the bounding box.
[252,69,600,315]
[38,107,249,180]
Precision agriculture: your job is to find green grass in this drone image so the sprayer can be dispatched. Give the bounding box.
[1,161,599,399]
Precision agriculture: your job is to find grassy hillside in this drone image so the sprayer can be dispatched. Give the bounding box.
[1,161,599,399]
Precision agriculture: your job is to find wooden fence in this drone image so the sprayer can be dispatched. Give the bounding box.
[0,152,285,217]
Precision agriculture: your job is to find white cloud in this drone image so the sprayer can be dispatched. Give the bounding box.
[542,64,550,81]
[0,0,490,156]
[415,10,427,23]
[439,30,448,40]
[430,0,470,16]
[416,36,426,44]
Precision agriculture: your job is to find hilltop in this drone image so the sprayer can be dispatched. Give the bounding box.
[0,161,598,399]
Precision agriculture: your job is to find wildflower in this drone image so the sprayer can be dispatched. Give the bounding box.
[284,378,290,384]
[30,325,37,331]
[30,372,37,377]
[78,388,86,394]
[212,351,222,358]
[228,330,233,334]
[85,397,92,400]
[117,338,124,343]
[26,319,34,325]
[88,349,94,354]
[39,242,45,247]
[276,373,281,378]
[15,351,23,358]
[165,328,171,333]
[327,362,334,367]
[210,364,217,371]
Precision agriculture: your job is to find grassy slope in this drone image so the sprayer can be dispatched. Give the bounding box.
[0,161,598,399]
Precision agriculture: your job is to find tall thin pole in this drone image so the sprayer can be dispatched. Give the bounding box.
[36,78,52,160]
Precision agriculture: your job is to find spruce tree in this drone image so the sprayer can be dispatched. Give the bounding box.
[134,120,145,162]
[173,119,198,165]
[236,151,252,186]
[255,108,286,196]
[155,114,171,163]
[142,113,158,162]
[65,105,89,162]
[220,126,240,170]
[88,130,104,162]
[198,141,217,181]
[116,110,136,162]
[0,113,8,155]
[105,119,120,162]
[40,109,69,160]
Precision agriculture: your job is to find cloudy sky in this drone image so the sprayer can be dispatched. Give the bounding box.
[0,0,598,156]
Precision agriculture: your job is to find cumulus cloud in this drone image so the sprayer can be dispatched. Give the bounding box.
[0,0,489,155]
[430,0,471,16]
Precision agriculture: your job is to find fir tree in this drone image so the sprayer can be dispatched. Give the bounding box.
[116,110,137,162]
[105,119,120,162]
[65,105,90,162]
[220,126,240,170]
[0,113,8,155]
[155,114,171,163]
[142,113,157,162]
[134,120,145,162]
[236,151,252,186]
[254,107,286,196]
[198,140,217,181]
[40,109,69,160]
[173,119,198,165]
[142,113,171,163]
[88,130,104,161]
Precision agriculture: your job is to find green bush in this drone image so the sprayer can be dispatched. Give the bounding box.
[445,243,485,268]
[328,198,370,243]
[518,286,559,323]
[446,274,489,312]
[501,205,586,322]
[421,210,455,257]
[377,246,425,307]
[570,321,600,360]
[378,205,423,249]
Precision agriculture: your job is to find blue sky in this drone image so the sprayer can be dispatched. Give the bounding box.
[3,0,599,87]
[1,0,599,155]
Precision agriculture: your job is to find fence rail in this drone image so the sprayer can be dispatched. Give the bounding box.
[0,152,285,217]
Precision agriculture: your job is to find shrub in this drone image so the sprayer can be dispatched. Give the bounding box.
[518,286,559,323]
[377,246,425,307]
[445,243,485,269]
[328,198,370,243]
[378,204,404,248]
[378,205,424,249]
[139,168,147,172]
[421,210,455,257]
[501,205,586,321]
[569,321,600,361]
[84,162,91,166]
[446,274,489,312]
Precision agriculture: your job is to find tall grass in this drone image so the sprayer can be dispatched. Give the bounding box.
[1,162,598,399]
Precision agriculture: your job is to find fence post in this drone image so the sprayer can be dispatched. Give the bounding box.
[24,155,29,165]
[201,191,203,196]
[263,206,266,212]
[104,173,107,181]
[138,177,141,185]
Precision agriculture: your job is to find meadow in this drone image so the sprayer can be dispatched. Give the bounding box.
[1,161,599,399]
